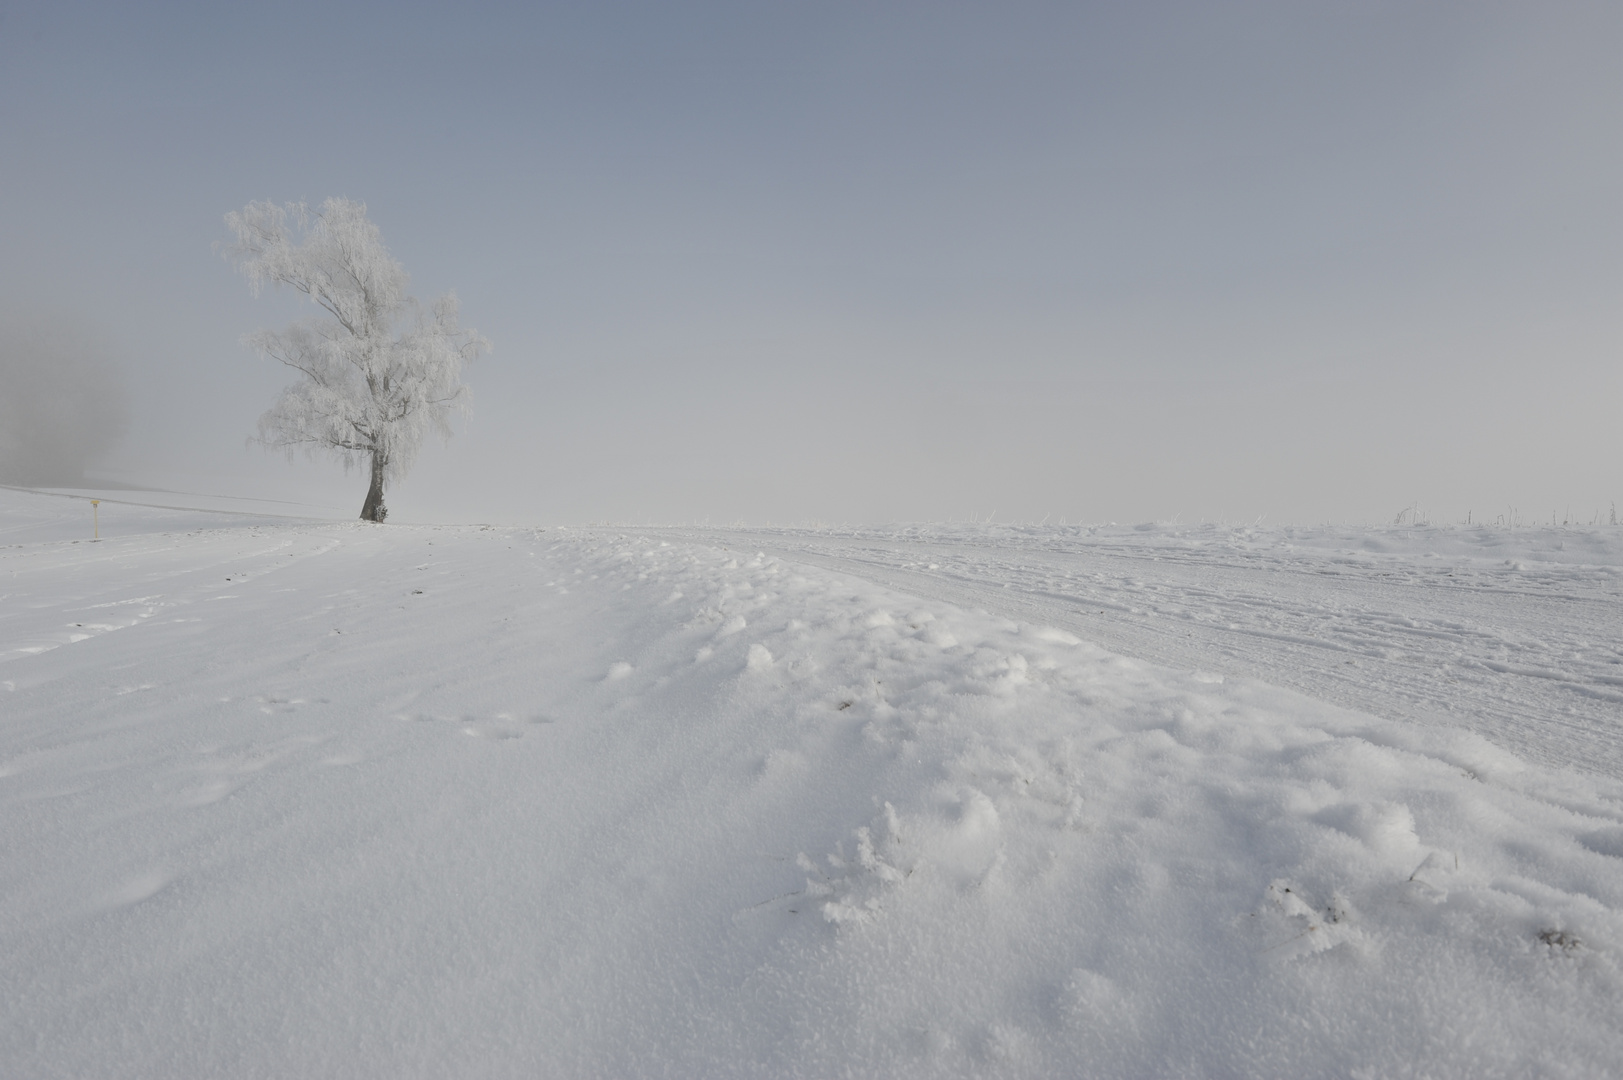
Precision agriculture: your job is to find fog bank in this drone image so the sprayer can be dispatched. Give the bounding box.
[0,315,128,486]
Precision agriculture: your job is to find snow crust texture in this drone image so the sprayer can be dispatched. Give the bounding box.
[645,520,1623,779]
[3,491,1621,1078]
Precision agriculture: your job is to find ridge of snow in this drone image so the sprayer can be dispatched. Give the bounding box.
[2,490,1620,1077]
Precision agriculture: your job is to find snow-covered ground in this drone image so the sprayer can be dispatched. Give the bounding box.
[4,488,1622,1078]
[635,521,1623,779]
[0,482,352,543]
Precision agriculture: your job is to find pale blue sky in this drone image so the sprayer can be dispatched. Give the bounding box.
[3,1,1619,523]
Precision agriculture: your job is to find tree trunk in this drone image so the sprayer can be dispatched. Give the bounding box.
[360,453,387,522]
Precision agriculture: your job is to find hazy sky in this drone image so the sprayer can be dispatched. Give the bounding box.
[2,1,1619,525]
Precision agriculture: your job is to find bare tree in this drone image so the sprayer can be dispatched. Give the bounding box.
[223,198,488,521]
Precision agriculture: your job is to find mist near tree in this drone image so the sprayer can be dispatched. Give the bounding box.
[0,315,127,486]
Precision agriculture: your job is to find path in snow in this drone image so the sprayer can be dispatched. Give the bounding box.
[630,523,1623,780]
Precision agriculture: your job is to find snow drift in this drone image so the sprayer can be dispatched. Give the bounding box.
[2,489,1620,1078]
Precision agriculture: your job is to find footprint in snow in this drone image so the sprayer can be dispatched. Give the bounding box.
[462,722,524,740]
[397,711,553,740]
[99,871,172,910]
[179,778,241,806]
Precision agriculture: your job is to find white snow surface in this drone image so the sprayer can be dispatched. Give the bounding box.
[3,488,1622,1078]
[645,520,1623,779]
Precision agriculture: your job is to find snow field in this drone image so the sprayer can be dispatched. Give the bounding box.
[643,520,1623,778]
[0,483,345,546]
[2,491,1621,1077]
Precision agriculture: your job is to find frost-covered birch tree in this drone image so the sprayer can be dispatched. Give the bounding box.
[223,198,488,521]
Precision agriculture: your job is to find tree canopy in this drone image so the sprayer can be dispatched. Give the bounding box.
[224,198,488,521]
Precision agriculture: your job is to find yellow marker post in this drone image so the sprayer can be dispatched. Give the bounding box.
[91,499,100,539]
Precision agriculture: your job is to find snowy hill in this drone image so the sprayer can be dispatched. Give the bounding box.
[3,488,1621,1078]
